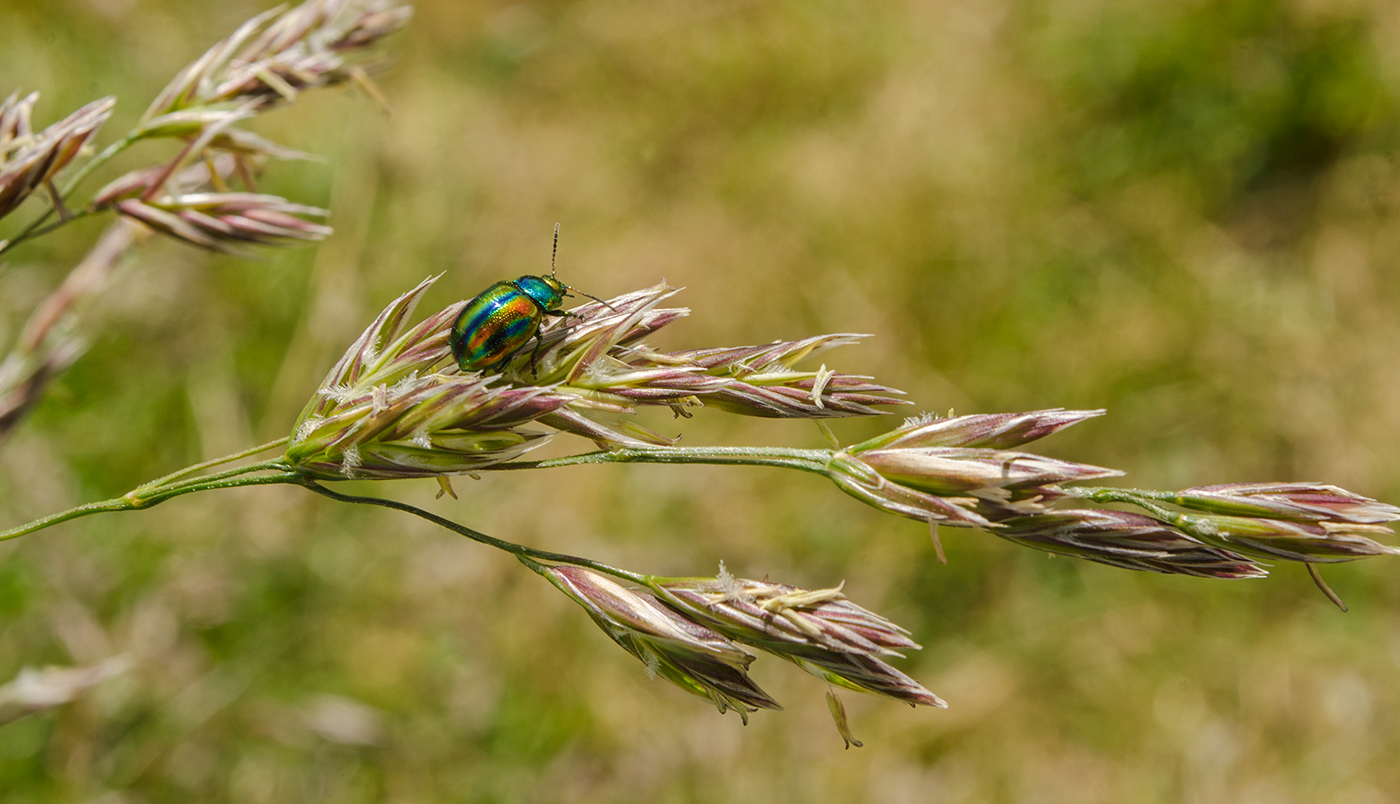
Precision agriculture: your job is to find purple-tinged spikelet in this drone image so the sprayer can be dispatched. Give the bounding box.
[652,569,945,708]
[142,0,412,121]
[539,565,779,720]
[850,408,1106,452]
[1169,483,1400,525]
[0,94,114,221]
[996,510,1267,579]
[1171,512,1400,564]
[111,193,331,254]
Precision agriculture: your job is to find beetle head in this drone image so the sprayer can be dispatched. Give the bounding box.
[516,274,568,309]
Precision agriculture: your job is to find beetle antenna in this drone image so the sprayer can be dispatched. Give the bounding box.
[551,223,560,278]
[569,287,617,311]
[551,223,617,311]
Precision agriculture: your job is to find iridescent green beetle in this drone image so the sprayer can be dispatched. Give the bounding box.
[449,225,609,374]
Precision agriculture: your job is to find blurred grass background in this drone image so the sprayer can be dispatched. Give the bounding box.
[4,0,1400,801]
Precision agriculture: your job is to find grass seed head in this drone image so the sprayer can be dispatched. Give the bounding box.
[286,277,572,479]
[651,570,945,709]
[996,510,1268,579]
[1174,512,1400,564]
[542,566,780,720]
[0,95,115,221]
[825,451,995,527]
[143,0,412,120]
[112,193,331,254]
[1170,482,1400,525]
[850,408,1106,452]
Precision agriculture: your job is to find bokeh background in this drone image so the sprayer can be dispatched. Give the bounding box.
[5,0,1400,801]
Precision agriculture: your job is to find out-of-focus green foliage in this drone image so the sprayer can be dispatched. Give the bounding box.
[4,0,1400,801]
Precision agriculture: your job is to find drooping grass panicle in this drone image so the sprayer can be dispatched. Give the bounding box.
[0,155,252,439]
[4,1,403,257]
[285,275,1400,598]
[534,564,780,721]
[0,1,407,437]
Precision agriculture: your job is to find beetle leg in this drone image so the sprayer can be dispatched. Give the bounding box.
[528,334,546,377]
